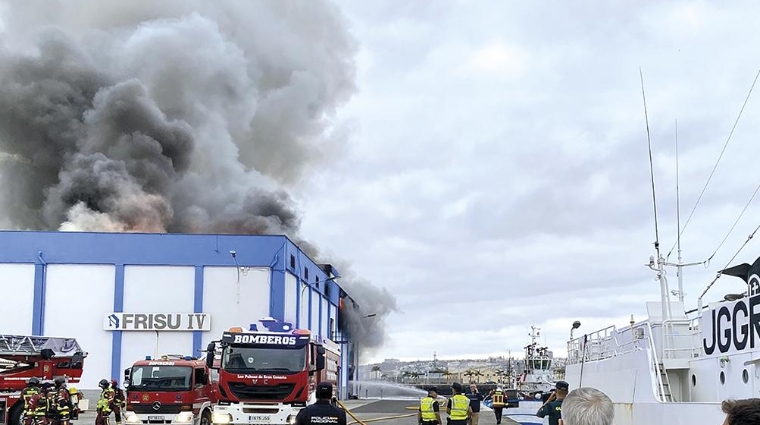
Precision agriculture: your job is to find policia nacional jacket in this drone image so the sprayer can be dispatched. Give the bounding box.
[294,400,347,425]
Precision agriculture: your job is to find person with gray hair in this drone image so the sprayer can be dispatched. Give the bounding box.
[559,387,614,425]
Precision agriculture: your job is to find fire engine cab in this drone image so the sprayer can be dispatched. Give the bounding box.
[0,335,87,425]
[123,355,218,425]
[205,318,341,425]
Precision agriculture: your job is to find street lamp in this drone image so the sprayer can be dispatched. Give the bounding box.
[570,321,581,341]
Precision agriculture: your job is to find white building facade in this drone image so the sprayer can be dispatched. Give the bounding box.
[0,231,355,397]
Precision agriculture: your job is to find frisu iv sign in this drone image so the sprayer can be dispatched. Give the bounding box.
[104,313,211,331]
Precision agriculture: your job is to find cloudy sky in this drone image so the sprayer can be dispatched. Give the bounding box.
[295,0,760,363]
[2,0,760,365]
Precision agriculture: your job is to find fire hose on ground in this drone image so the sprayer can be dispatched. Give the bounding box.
[336,400,419,425]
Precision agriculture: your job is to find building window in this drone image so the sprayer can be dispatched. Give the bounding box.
[316,276,320,290]
[290,255,296,269]
[304,267,309,280]
[324,280,330,297]
[330,318,335,339]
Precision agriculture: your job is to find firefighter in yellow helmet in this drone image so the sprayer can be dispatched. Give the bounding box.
[67,387,83,420]
[446,383,472,425]
[418,387,442,425]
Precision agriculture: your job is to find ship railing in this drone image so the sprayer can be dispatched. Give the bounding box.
[661,318,701,360]
[567,325,623,364]
[642,321,670,402]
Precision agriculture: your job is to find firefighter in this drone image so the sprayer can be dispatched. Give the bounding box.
[486,387,506,424]
[21,378,41,425]
[27,389,46,425]
[37,381,55,425]
[96,379,115,425]
[110,380,126,425]
[52,377,71,425]
[446,383,472,425]
[68,387,83,420]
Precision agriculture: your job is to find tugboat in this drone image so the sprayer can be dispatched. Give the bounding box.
[516,326,556,400]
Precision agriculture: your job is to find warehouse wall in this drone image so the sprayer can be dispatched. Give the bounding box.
[0,264,35,334]
[201,266,271,346]
[0,231,345,392]
[45,265,115,390]
[121,266,195,370]
[284,273,297,325]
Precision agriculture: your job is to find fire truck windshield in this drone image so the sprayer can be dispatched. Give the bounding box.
[129,365,192,391]
[222,345,306,373]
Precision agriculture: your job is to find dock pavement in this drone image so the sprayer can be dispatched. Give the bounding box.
[72,398,519,425]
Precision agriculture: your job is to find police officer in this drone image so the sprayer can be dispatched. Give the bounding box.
[536,381,568,425]
[418,387,442,425]
[21,378,41,425]
[294,382,346,425]
[110,380,126,425]
[446,383,471,425]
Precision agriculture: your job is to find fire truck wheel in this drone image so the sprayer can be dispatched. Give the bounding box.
[8,403,23,425]
[200,410,212,425]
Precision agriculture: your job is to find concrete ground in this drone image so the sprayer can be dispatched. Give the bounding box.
[340,399,518,425]
[71,399,519,425]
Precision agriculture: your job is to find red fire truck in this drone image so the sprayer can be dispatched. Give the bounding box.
[205,318,341,425]
[122,355,219,425]
[0,335,87,425]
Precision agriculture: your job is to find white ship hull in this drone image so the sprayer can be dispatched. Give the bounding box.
[565,289,760,425]
[565,346,726,425]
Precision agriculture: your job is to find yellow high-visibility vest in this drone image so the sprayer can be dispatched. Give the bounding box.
[492,391,505,407]
[449,394,469,420]
[420,397,437,421]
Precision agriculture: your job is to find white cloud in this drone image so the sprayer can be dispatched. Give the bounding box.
[299,0,760,364]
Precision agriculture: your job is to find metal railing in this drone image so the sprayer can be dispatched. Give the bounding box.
[642,321,669,402]
[662,318,702,360]
[567,322,672,402]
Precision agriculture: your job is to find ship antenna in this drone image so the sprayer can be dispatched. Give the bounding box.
[675,119,684,304]
[640,68,671,321]
[667,66,760,260]
[641,68,661,253]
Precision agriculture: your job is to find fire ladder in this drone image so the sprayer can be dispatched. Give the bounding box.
[0,335,83,358]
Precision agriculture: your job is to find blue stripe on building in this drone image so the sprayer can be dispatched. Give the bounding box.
[32,260,46,335]
[111,265,125,381]
[193,266,204,357]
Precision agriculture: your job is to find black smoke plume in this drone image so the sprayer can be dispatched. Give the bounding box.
[0,0,396,353]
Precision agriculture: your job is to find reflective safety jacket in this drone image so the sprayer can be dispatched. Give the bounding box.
[449,394,470,421]
[420,397,438,421]
[21,386,40,414]
[492,391,505,407]
[97,389,115,413]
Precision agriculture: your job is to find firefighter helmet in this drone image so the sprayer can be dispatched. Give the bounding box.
[99,379,110,389]
[69,387,79,395]
[54,377,66,387]
[28,377,40,386]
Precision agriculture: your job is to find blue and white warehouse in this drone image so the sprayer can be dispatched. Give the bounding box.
[0,231,356,397]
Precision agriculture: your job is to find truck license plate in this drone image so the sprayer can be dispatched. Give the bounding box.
[249,415,270,423]
[148,416,164,421]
